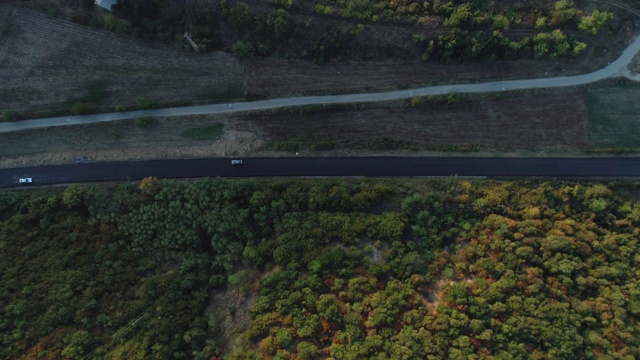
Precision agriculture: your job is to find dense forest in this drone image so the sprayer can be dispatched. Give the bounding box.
[72,0,616,63]
[1,178,640,359]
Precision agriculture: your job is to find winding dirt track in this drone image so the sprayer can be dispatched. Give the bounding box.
[1,3,640,134]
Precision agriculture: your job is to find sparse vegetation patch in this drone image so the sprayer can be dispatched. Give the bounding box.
[588,83,640,149]
[66,81,110,115]
[1,110,15,122]
[180,123,225,141]
[133,116,156,129]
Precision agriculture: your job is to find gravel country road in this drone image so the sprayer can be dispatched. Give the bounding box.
[1,30,640,134]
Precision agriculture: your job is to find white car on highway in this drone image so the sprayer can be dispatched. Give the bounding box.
[19,178,33,184]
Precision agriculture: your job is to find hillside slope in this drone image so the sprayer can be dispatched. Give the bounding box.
[1,179,639,358]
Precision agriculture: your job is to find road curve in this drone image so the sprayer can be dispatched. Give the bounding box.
[3,157,640,188]
[1,30,640,134]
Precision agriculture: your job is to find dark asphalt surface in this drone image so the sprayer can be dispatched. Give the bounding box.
[1,157,639,188]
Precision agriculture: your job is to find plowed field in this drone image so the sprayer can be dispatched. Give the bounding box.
[236,90,590,148]
[244,58,569,98]
[0,3,243,114]
[0,89,591,168]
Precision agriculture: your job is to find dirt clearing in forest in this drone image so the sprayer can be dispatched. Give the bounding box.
[207,289,256,356]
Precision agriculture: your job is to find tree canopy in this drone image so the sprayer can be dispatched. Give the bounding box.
[1,179,639,358]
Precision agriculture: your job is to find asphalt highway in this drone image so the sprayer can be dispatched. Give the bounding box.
[2,157,640,188]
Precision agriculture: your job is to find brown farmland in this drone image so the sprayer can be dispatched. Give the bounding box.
[237,91,590,148]
[0,3,243,114]
[244,58,568,98]
[0,115,262,169]
[0,90,590,168]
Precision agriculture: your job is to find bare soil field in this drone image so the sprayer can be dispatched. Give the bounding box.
[0,2,243,115]
[245,58,570,98]
[237,90,590,148]
[0,115,262,168]
[0,89,590,168]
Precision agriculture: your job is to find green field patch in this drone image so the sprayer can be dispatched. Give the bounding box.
[134,116,156,129]
[180,123,225,140]
[195,84,244,103]
[588,87,640,148]
[64,81,111,115]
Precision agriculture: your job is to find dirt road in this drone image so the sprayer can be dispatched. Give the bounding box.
[2,29,640,134]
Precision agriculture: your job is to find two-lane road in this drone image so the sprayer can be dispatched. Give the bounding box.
[2,157,640,188]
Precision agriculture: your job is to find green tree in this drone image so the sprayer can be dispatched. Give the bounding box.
[533,30,574,59]
[267,9,291,38]
[139,176,160,195]
[297,341,320,359]
[572,41,587,56]
[317,294,342,324]
[578,10,613,35]
[315,4,335,15]
[1,110,15,122]
[231,40,254,57]
[61,330,91,359]
[536,16,548,28]
[491,14,510,30]
[103,14,131,33]
[343,0,375,20]
[62,185,86,209]
[549,0,578,27]
[444,3,472,27]
[229,3,253,27]
[258,335,280,356]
